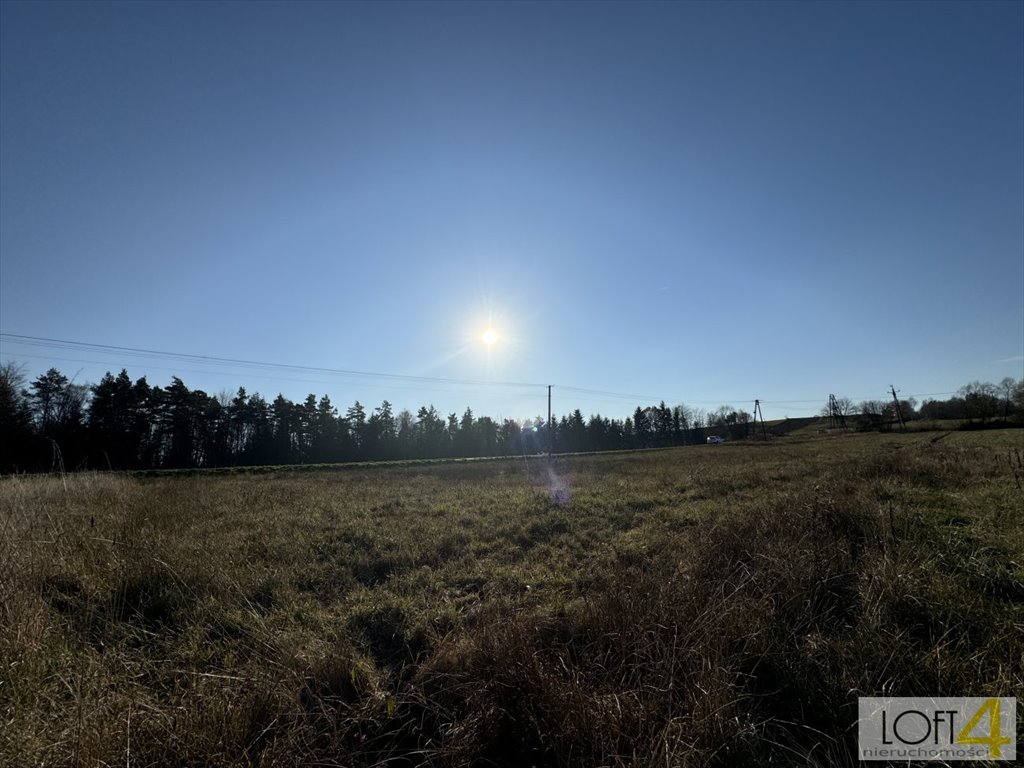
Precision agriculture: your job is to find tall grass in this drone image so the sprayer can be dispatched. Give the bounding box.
[1,431,1021,766]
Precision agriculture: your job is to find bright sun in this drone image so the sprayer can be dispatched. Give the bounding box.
[482,328,498,345]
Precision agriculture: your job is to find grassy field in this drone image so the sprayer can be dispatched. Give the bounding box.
[2,430,1022,766]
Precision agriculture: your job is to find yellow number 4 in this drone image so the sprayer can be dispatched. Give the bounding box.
[957,698,1012,759]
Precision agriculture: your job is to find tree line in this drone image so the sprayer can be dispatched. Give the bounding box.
[824,377,1023,428]
[0,363,1020,473]
[0,364,756,472]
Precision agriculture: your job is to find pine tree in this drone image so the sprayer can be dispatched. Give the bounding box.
[0,362,34,472]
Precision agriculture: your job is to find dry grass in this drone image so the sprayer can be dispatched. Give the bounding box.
[2,431,1022,766]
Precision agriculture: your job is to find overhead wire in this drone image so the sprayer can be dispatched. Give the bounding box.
[0,333,545,390]
[1,352,542,401]
[0,332,969,410]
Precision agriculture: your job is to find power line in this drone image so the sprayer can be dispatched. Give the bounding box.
[0,333,545,390]
[3,334,720,404]
[2,352,544,400]
[0,332,971,410]
[556,385,669,402]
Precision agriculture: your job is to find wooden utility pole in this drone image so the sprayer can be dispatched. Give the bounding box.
[890,385,906,432]
[547,385,552,456]
[753,399,768,440]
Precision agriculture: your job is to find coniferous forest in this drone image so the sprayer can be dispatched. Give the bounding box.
[0,363,1020,473]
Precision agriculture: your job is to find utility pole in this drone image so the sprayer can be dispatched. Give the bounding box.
[753,399,768,440]
[547,385,552,456]
[828,394,847,430]
[890,385,906,432]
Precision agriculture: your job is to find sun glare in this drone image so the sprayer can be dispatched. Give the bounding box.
[482,328,498,345]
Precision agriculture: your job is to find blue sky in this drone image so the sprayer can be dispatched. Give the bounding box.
[2,0,1022,422]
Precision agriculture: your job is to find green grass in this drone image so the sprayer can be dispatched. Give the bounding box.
[2,431,1022,766]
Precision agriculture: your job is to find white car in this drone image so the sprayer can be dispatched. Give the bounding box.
[706,436,724,444]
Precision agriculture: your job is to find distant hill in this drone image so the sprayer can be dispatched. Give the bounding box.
[764,416,826,436]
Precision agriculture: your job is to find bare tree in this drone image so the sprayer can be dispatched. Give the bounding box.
[997,377,1017,419]
[958,381,1000,423]
[821,396,856,418]
[858,400,887,417]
